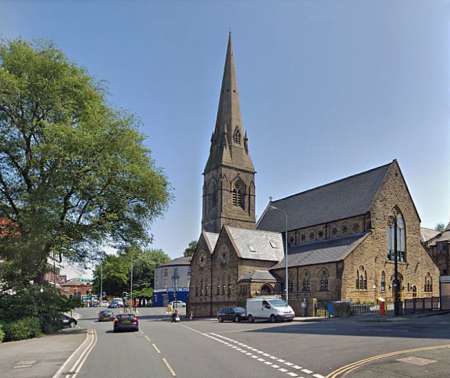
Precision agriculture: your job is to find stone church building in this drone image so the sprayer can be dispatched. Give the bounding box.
[188,35,440,317]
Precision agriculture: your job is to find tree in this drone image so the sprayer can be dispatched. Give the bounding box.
[0,40,170,287]
[435,223,446,232]
[92,247,169,297]
[184,240,198,257]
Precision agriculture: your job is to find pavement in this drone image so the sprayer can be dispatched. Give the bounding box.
[3,308,450,378]
[0,328,86,378]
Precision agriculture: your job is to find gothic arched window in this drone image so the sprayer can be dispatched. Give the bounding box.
[357,266,367,290]
[233,128,241,144]
[302,271,311,292]
[381,271,386,292]
[424,273,433,292]
[387,212,406,262]
[232,180,245,209]
[320,269,329,291]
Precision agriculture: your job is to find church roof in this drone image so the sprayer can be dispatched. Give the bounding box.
[421,227,440,243]
[257,162,392,232]
[225,226,284,262]
[203,231,219,253]
[270,233,368,270]
[238,269,277,282]
[204,33,255,174]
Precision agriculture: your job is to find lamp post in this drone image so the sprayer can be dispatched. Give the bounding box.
[269,204,289,303]
[172,268,179,310]
[130,261,134,310]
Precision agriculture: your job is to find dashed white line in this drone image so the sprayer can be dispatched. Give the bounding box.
[279,367,288,372]
[313,375,325,378]
[288,373,298,377]
[152,343,161,354]
[302,368,313,374]
[162,357,176,377]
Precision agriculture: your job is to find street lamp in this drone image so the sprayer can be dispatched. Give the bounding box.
[393,216,401,316]
[172,268,179,309]
[269,204,289,303]
[130,260,134,310]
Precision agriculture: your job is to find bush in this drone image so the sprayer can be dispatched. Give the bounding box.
[0,323,5,343]
[3,317,42,341]
[332,301,352,317]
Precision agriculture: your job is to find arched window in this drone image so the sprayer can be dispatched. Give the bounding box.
[424,273,433,292]
[357,267,367,290]
[320,270,329,291]
[233,128,241,144]
[387,212,406,262]
[302,271,311,292]
[232,180,245,209]
[381,271,386,292]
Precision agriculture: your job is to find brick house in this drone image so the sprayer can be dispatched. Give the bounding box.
[188,35,439,317]
[423,223,450,275]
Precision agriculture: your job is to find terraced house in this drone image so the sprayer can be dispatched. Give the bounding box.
[188,35,439,317]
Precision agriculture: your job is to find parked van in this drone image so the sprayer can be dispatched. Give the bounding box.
[246,296,295,322]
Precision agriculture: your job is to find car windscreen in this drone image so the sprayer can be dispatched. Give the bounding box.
[117,314,135,320]
[268,299,287,307]
[233,307,245,313]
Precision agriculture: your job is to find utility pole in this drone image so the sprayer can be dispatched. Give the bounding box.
[130,261,134,311]
[99,260,103,303]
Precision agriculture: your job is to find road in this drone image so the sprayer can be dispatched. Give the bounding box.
[73,308,450,378]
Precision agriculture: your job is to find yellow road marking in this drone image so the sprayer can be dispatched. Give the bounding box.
[162,357,177,376]
[152,343,161,354]
[327,343,450,378]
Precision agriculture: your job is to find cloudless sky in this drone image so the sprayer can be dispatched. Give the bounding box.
[1,0,449,260]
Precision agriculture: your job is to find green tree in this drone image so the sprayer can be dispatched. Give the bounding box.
[184,240,198,257]
[0,40,170,287]
[92,247,169,297]
[435,223,446,232]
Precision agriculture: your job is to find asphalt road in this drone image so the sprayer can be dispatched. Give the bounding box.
[75,308,450,378]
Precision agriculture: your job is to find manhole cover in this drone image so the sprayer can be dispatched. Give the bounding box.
[396,356,436,366]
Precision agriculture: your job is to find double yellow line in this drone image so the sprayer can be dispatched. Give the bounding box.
[327,343,450,378]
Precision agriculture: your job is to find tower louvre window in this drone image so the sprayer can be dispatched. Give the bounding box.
[232,181,245,209]
[233,128,241,144]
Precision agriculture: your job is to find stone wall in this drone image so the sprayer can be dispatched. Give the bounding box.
[342,162,440,303]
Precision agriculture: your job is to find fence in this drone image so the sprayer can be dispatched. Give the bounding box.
[403,296,440,314]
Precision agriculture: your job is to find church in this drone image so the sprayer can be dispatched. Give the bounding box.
[188,35,440,317]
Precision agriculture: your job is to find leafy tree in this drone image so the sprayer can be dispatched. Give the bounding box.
[184,240,198,257]
[0,40,170,287]
[92,247,169,297]
[435,223,446,232]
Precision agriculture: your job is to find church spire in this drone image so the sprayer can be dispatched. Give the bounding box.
[204,34,255,174]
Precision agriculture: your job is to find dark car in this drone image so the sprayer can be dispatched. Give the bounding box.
[98,309,115,322]
[217,307,246,323]
[61,314,77,328]
[113,313,139,332]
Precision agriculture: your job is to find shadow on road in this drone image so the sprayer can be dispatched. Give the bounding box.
[244,314,450,340]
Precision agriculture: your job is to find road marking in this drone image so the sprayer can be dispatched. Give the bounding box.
[162,357,177,377]
[70,329,98,378]
[287,373,298,377]
[152,343,161,354]
[144,335,152,343]
[52,330,91,378]
[302,368,313,374]
[279,367,288,372]
[327,343,450,378]
[313,374,325,378]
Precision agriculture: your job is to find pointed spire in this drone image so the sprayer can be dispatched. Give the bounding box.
[204,34,255,174]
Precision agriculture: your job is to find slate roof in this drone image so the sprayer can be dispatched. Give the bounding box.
[270,233,368,270]
[203,231,219,253]
[159,256,192,267]
[239,269,277,282]
[226,226,284,262]
[257,162,392,233]
[421,227,440,243]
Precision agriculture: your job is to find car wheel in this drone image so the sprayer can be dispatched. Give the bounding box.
[218,316,224,323]
[70,321,76,328]
[270,314,276,323]
[248,315,254,323]
[234,315,240,323]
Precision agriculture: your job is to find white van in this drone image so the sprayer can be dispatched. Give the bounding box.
[246,296,295,322]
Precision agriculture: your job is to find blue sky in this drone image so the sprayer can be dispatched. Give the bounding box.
[1,0,449,259]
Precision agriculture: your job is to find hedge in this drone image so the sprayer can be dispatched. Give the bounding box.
[0,323,4,343]
[3,317,42,341]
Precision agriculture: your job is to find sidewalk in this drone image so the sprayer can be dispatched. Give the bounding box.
[0,328,86,378]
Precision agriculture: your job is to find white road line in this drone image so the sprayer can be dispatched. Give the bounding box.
[52,330,91,378]
[152,343,161,354]
[264,361,273,365]
[144,335,152,343]
[302,368,313,374]
[162,358,176,377]
[313,375,325,378]
[272,365,280,369]
[293,365,302,369]
[279,368,288,372]
[285,362,294,366]
[71,329,98,378]
[287,373,298,377]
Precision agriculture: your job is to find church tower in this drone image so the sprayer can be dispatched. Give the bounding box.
[202,34,256,233]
